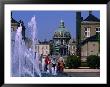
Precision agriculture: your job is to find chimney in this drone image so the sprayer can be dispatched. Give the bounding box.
[76,11,81,44]
[76,11,81,57]
[89,11,92,15]
[11,12,12,18]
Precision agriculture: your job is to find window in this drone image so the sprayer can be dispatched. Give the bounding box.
[42,46,44,54]
[96,27,100,35]
[84,27,90,37]
[46,46,47,49]
[91,51,93,52]
[93,44,95,46]
[37,46,39,53]
[11,27,14,32]
[73,46,75,49]
[46,50,48,54]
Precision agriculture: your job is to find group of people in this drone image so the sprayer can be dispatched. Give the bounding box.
[41,54,65,75]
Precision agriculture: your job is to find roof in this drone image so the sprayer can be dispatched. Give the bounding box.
[38,40,50,44]
[53,20,71,38]
[83,14,100,22]
[80,34,99,45]
[11,17,19,24]
[55,20,69,33]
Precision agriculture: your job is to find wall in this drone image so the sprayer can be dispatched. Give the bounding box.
[36,44,50,56]
[81,21,100,41]
[81,41,99,62]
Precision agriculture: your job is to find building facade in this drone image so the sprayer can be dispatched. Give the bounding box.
[76,11,100,62]
[81,12,100,41]
[81,35,100,62]
[53,20,71,56]
[11,12,26,40]
[35,44,50,56]
[68,39,76,55]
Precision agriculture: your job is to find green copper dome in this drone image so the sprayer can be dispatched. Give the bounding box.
[53,20,71,38]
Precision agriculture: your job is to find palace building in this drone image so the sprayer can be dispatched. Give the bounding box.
[11,11,77,58]
[35,40,50,56]
[76,11,100,62]
[11,12,26,40]
[53,20,71,56]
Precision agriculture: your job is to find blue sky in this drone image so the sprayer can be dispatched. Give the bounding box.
[12,11,100,41]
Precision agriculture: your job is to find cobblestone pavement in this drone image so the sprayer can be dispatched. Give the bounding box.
[63,69,100,77]
[65,72,100,77]
[64,69,100,72]
[33,69,100,77]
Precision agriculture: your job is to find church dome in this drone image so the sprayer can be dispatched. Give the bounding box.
[53,20,71,39]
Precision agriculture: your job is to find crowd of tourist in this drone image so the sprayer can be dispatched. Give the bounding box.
[40,54,65,75]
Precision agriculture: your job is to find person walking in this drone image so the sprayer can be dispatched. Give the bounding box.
[51,57,57,75]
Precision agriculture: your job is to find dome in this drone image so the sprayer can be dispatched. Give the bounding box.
[53,20,71,39]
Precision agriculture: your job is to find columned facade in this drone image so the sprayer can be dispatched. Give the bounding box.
[53,20,71,56]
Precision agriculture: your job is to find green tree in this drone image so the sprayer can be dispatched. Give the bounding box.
[66,55,81,68]
[87,55,100,68]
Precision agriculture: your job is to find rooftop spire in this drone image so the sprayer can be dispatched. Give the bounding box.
[59,19,65,28]
[11,12,12,17]
[89,11,92,15]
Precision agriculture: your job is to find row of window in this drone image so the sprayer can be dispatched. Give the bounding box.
[36,45,48,51]
[36,45,49,55]
[84,27,100,37]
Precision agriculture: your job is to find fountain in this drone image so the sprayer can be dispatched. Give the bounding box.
[11,16,41,77]
[11,16,69,77]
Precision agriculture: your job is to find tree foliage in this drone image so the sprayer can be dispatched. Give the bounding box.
[66,55,81,68]
[87,55,100,68]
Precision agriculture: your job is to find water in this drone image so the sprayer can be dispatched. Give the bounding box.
[11,16,41,77]
[11,16,69,77]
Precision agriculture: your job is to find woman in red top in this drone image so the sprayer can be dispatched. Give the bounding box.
[45,55,51,71]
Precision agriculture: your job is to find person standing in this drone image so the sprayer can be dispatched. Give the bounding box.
[45,54,51,72]
[59,60,64,73]
[57,56,64,73]
[41,56,45,72]
[51,57,57,75]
